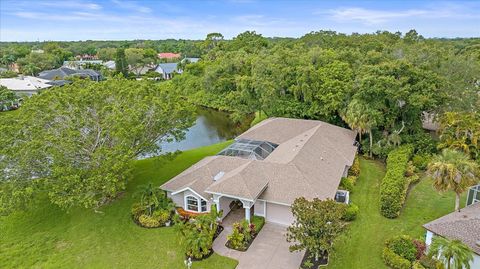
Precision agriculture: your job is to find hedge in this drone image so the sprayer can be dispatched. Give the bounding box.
[380,145,414,218]
[382,247,411,269]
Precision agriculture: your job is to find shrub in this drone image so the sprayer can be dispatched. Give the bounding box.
[412,154,432,171]
[419,255,439,269]
[413,239,426,259]
[252,216,265,233]
[131,202,146,221]
[412,261,426,269]
[152,209,170,226]
[138,214,161,228]
[349,156,360,177]
[340,177,355,192]
[383,247,411,269]
[343,203,359,221]
[227,222,246,250]
[385,235,417,262]
[380,145,414,218]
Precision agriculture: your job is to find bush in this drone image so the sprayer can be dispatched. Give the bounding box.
[252,216,265,233]
[380,145,414,218]
[383,247,411,269]
[412,261,426,269]
[340,177,355,192]
[131,203,146,221]
[349,156,360,177]
[419,255,439,269]
[386,235,417,262]
[152,209,170,226]
[343,203,359,221]
[413,239,426,259]
[227,222,246,250]
[412,154,432,171]
[138,214,161,228]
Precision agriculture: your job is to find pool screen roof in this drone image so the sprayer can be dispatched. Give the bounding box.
[217,138,278,160]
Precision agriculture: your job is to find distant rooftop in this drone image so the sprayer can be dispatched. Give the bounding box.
[158,52,181,59]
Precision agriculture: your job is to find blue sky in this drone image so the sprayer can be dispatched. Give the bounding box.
[1,0,479,41]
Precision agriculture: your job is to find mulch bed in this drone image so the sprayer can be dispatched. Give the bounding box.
[225,233,258,252]
[300,250,328,268]
[131,215,173,229]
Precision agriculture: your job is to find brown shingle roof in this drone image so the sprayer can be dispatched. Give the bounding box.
[423,202,480,255]
[161,117,357,205]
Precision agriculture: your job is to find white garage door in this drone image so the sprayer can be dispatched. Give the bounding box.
[265,202,294,226]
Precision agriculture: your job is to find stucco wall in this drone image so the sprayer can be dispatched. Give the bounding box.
[167,190,212,212]
[167,191,184,208]
[266,202,294,226]
[254,200,266,217]
[425,231,480,268]
[218,196,235,219]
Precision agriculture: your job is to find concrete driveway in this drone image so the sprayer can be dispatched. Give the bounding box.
[213,222,304,269]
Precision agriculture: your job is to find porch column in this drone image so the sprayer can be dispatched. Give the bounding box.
[212,194,222,219]
[241,200,253,223]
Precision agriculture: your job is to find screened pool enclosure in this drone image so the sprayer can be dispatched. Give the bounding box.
[467,184,480,206]
[217,139,278,160]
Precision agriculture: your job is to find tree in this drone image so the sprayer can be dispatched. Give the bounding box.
[17,52,58,75]
[438,112,480,160]
[286,198,347,263]
[125,48,158,77]
[0,86,17,111]
[428,236,474,269]
[204,32,224,51]
[97,47,117,61]
[0,78,194,214]
[115,48,128,76]
[427,149,479,212]
[135,183,162,216]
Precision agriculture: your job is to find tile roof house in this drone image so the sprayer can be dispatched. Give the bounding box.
[158,52,181,59]
[161,118,357,225]
[38,67,102,81]
[423,186,480,268]
[0,76,53,96]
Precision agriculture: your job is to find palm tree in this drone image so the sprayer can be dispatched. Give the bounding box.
[135,182,162,216]
[428,236,474,269]
[427,149,479,211]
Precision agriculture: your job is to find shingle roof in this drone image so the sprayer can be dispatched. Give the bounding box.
[423,202,480,255]
[158,52,181,59]
[161,118,357,205]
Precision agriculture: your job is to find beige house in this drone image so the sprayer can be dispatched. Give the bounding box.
[161,118,358,226]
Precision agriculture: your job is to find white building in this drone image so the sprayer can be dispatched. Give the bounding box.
[0,76,52,96]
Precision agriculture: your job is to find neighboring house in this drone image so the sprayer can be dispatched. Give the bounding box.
[103,60,116,70]
[155,63,179,80]
[423,184,480,268]
[75,54,99,61]
[38,67,102,81]
[63,60,103,70]
[182,57,200,64]
[421,111,440,131]
[0,76,52,96]
[161,118,358,226]
[158,52,181,60]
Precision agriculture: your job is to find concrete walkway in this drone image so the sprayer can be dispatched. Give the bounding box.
[213,211,304,269]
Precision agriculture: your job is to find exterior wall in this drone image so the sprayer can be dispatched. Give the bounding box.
[254,200,266,217]
[265,202,294,226]
[167,191,184,208]
[342,165,350,178]
[218,196,235,219]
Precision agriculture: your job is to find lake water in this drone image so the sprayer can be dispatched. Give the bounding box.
[155,107,252,154]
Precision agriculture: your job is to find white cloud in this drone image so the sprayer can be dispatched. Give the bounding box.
[111,0,152,13]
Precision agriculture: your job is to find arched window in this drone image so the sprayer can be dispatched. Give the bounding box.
[186,196,198,212]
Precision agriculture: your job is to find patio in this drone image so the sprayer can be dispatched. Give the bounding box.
[213,209,304,269]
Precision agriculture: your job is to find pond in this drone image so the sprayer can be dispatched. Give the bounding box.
[154,107,252,155]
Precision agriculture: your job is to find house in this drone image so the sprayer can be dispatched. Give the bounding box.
[158,52,181,60]
[63,60,103,70]
[0,76,52,96]
[38,67,102,81]
[182,57,200,64]
[103,60,116,70]
[161,118,358,225]
[423,184,480,268]
[75,54,99,61]
[155,63,179,80]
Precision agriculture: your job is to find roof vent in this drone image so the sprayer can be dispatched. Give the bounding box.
[213,171,225,181]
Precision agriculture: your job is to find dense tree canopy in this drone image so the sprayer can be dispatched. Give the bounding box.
[0,78,194,214]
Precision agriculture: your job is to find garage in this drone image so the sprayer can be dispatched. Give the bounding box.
[265,202,294,226]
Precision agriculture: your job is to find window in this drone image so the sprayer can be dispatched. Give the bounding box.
[186,196,198,212]
[201,199,207,212]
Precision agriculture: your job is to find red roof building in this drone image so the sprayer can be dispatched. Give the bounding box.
[158,52,181,59]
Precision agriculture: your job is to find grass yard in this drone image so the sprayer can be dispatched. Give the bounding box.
[327,158,466,269]
[0,141,237,269]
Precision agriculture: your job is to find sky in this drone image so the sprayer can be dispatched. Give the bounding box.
[0,0,479,41]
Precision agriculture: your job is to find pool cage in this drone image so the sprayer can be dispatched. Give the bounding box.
[217,139,278,160]
[467,184,480,206]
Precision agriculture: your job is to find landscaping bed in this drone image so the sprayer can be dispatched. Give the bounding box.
[225,216,265,251]
[300,250,328,268]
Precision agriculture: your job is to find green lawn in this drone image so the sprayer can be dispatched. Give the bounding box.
[0,141,237,269]
[327,158,466,269]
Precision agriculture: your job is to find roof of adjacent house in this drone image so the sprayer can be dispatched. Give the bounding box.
[38,67,101,80]
[423,202,480,255]
[155,63,178,74]
[161,117,358,205]
[182,57,200,63]
[0,76,52,91]
[158,52,181,59]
